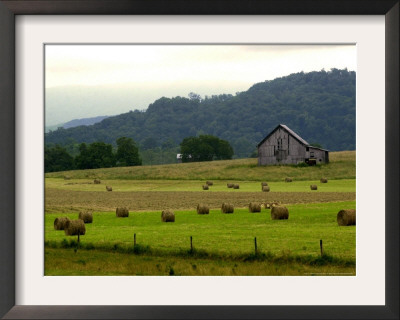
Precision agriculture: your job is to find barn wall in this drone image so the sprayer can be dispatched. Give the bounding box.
[258,128,306,165]
[307,147,328,164]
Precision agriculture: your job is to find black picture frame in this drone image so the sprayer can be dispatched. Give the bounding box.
[0,1,398,319]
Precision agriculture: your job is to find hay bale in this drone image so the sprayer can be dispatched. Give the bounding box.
[64,219,86,236]
[262,185,270,192]
[202,185,209,190]
[233,184,240,189]
[337,209,356,226]
[54,217,71,230]
[106,186,112,191]
[161,210,175,222]
[248,202,261,213]
[221,202,234,214]
[78,211,93,223]
[206,181,213,186]
[227,183,234,188]
[116,207,129,217]
[271,206,289,220]
[310,184,318,190]
[285,178,292,182]
[320,178,328,183]
[94,179,101,184]
[63,176,71,180]
[261,182,268,186]
[197,204,209,214]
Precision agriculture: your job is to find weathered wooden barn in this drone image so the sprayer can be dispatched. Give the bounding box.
[257,124,329,165]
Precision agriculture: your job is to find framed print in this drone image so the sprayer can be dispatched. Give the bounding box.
[0,0,398,319]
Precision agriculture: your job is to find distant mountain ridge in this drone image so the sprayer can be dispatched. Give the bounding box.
[45,115,109,133]
[45,69,356,157]
[63,115,109,129]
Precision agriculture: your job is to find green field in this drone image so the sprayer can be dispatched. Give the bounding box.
[45,151,355,181]
[46,178,355,193]
[45,151,356,276]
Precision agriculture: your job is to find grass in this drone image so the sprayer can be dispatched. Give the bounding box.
[44,151,356,276]
[45,151,355,181]
[46,201,355,260]
[46,178,355,193]
[44,248,356,276]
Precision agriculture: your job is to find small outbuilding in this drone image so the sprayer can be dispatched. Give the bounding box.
[257,124,329,165]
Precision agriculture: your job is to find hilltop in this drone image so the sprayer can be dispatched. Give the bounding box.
[45,69,355,158]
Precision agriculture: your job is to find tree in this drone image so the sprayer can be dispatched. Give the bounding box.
[44,145,74,172]
[116,137,142,166]
[75,142,116,169]
[309,142,323,149]
[141,137,158,150]
[180,135,233,162]
[188,92,202,102]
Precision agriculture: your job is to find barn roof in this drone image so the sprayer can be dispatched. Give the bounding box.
[280,124,309,145]
[257,124,309,147]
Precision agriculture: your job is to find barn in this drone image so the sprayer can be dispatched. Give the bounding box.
[257,124,329,165]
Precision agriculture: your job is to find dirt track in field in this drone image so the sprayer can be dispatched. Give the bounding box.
[45,188,355,213]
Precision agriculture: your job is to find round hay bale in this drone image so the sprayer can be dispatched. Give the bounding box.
[285,178,292,182]
[227,183,234,188]
[261,182,268,186]
[337,209,356,226]
[106,186,112,191]
[320,178,328,183]
[63,176,71,180]
[54,217,71,230]
[202,185,209,190]
[310,184,318,190]
[264,202,271,209]
[271,206,289,220]
[196,204,209,215]
[94,179,101,184]
[221,202,234,214]
[116,207,129,218]
[161,210,175,222]
[262,185,270,192]
[78,211,93,223]
[248,202,261,213]
[233,184,240,189]
[64,219,86,236]
[206,181,213,186]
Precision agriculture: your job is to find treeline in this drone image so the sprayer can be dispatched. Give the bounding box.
[180,135,233,162]
[45,69,356,161]
[45,137,141,173]
[45,135,234,172]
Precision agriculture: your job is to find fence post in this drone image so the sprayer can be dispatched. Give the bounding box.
[254,237,257,255]
[320,239,323,256]
[134,233,136,247]
[190,236,193,253]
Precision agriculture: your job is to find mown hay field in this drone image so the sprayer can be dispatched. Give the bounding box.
[45,151,355,181]
[46,201,355,263]
[45,151,356,275]
[45,189,355,213]
[46,178,355,193]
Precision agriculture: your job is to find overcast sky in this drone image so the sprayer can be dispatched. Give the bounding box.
[45,44,356,125]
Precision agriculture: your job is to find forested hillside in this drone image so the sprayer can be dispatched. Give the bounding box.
[45,69,355,159]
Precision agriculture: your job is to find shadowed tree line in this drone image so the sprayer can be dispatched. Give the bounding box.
[45,135,234,172]
[45,137,141,173]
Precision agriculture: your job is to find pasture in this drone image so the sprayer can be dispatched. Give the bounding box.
[44,151,356,275]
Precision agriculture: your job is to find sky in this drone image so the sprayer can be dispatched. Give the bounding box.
[45,45,356,125]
